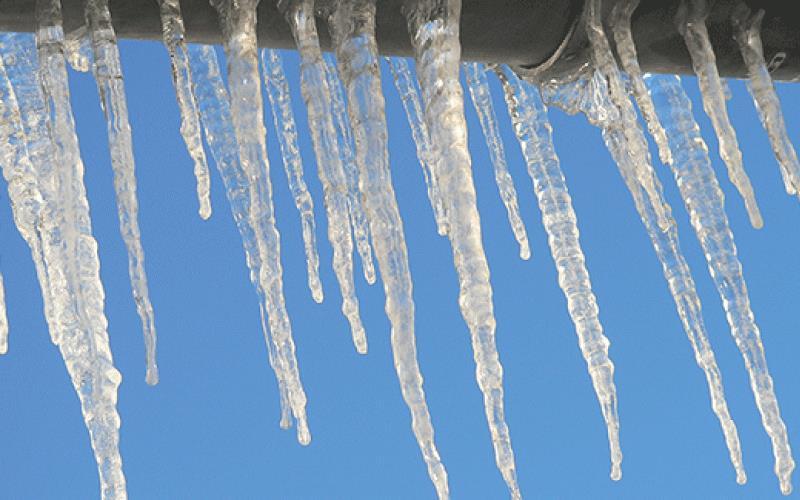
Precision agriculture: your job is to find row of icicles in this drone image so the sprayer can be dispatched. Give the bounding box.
[0,0,797,498]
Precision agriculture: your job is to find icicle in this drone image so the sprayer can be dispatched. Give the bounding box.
[157,0,213,219]
[64,24,91,72]
[188,43,293,431]
[497,67,622,482]
[209,0,310,443]
[85,0,159,385]
[283,0,367,354]
[323,53,376,285]
[329,1,449,497]
[404,1,520,497]
[648,74,794,495]
[562,67,750,485]
[0,271,7,354]
[4,16,127,498]
[585,0,670,233]
[387,56,448,236]
[464,62,530,260]
[732,5,800,199]
[260,48,324,303]
[676,0,762,228]
[609,0,671,166]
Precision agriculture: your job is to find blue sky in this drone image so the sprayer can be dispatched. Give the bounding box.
[0,39,799,499]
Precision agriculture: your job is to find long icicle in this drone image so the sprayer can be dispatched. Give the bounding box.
[498,66,622,482]
[329,1,449,497]
[731,5,800,199]
[585,0,670,233]
[404,1,521,496]
[157,0,213,219]
[323,53,376,285]
[209,0,310,444]
[648,74,794,495]
[609,0,671,166]
[387,56,448,235]
[609,6,747,482]
[188,43,293,430]
[464,62,531,260]
[261,48,324,304]
[283,0,367,354]
[6,12,127,497]
[86,0,159,385]
[676,0,762,228]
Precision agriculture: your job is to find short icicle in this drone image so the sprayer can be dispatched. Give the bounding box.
[404,0,521,497]
[648,74,794,495]
[731,4,800,199]
[64,24,91,72]
[329,1,449,497]
[283,0,367,354]
[387,56,448,235]
[497,67,623,482]
[261,48,324,303]
[157,0,213,219]
[209,0,310,443]
[585,0,669,232]
[677,0,763,228]
[464,62,531,260]
[188,43,293,430]
[609,0,671,166]
[5,12,127,498]
[323,53,376,285]
[86,0,159,385]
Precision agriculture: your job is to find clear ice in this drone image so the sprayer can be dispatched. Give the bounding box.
[387,56,448,235]
[464,62,531,260]
[188,43,295,429]
[328,0,449,496]
[209,0,310,443]
[405,0,520,497]
[677,0,763,228]
[157,0,213,219]
[261,48,324,303]
[323,53,377,285]
[731,5,800,199]
[284,0,367,354]
[648,74,795,495]
[86,0,159,385]
[3,7,127,497]
[498,66,622,482]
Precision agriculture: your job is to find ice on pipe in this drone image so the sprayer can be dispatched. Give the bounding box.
[648,74,795,495]
[387,56,448,236]
[209,0,310,443]
[261,48,324,303]
[609,2,747,481]
[464,62,531,260]
[404,0,521,497]
[497,66,622,482]
[323,53,377,286]
[188,43,294,429]
[585,0,670,233]
[86,0,159,385]
[157,0,213,219]
[731,5,800,199]
[2,19,127,499]
[328,0,449,497]
[676,0,763,228]
[609,0,671,166]
[283,0,367,354]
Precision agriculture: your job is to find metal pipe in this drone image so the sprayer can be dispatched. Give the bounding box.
[0,0,797,81]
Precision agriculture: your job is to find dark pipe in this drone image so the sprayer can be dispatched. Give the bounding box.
[0,0,797,81]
